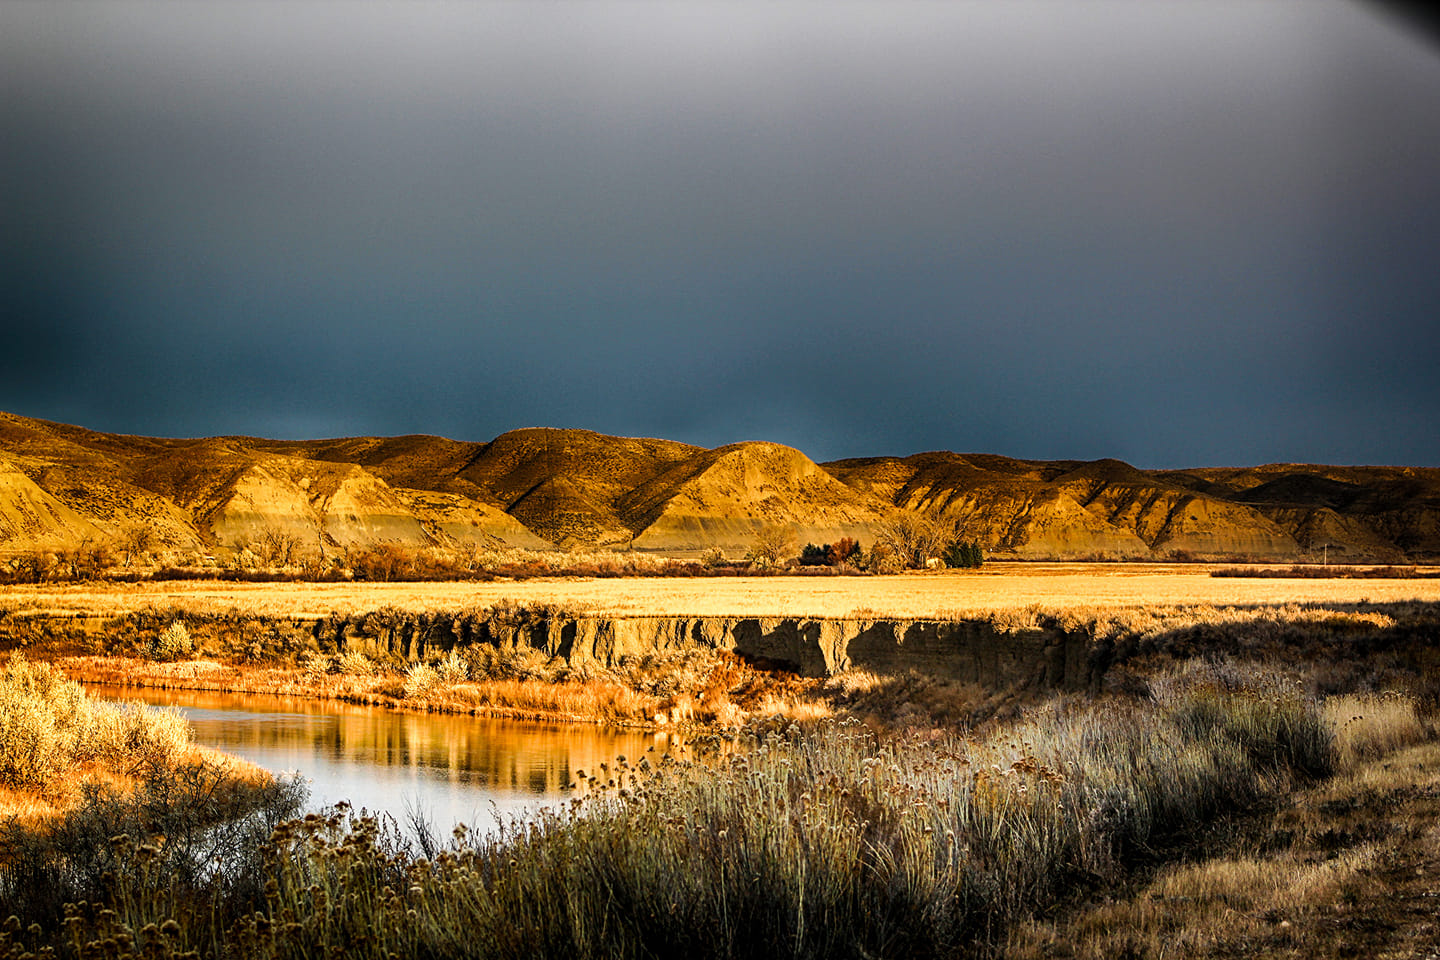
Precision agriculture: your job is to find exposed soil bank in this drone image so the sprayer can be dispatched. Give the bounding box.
[1,608,1102,692]
[7,601,1440,732]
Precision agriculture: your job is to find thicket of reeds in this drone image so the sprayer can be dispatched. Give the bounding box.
[8,660,1425,960]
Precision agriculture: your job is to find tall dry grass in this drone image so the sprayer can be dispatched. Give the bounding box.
[4,661,1370,960]
[1323,692,1429,769]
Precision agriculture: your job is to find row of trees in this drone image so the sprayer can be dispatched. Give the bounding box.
[748,516,984,572]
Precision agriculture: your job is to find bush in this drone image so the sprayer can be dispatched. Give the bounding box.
[0,657,192,788]
[436,649,469,684]
[402,663,441,699]
[151,621,193,661]
[0,759,305,934]
[464,644,553,682]
[943,540,984,569]
[336,650,375,677]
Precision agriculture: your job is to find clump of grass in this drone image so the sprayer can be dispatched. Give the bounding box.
[1324,692,1428,769]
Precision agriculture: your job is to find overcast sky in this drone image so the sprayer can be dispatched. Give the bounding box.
[2,1,1437,467]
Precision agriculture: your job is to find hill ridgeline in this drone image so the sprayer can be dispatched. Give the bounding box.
[0,411,1435,563]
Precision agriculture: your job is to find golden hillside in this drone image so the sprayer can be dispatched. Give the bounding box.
[0,410,1435,562]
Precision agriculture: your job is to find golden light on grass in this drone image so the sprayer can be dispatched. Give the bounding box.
[0,655,272,824]
[4,562,1440,620]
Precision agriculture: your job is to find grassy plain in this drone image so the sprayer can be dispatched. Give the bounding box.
[5,562,1440,620]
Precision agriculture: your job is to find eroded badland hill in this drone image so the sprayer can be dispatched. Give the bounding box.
[0,410,1436,562]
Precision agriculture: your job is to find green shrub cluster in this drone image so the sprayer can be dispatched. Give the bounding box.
[942,540,984,568]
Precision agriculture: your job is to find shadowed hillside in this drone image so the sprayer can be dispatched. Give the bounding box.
[0,410,1435,562]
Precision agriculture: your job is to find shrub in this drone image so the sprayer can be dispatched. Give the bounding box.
[81,701,190,770]
[152,621,193,661]
[464,644,553,682]
[402,663,441,699]
[700,547,727,568]
[436,649,469,684]
[943,540,984,569]
[301,653,332,684]
[0,758,305,934]
[0,657,192,788]
[336,650,375,677]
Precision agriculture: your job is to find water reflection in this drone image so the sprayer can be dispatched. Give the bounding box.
[84,685,670,833]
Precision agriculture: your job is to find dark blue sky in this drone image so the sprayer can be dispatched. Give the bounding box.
[3,2,1438,467]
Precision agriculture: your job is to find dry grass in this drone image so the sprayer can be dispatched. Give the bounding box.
[1008,737,1440,960]
[1324,693,1429,770]
[4,562,1440,619]
[53,649,830,729]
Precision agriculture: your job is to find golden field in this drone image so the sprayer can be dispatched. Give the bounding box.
[3,562,1439,620]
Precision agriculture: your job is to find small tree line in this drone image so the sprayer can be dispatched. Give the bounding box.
[751,516,984,573]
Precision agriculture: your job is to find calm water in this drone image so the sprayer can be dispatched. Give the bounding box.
[85,685,673,832]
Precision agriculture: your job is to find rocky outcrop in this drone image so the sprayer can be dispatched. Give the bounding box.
[0,607,1103,694]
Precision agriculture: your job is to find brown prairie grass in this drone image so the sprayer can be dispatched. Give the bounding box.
[5,561,1440,619]
[1007,737,1440,960]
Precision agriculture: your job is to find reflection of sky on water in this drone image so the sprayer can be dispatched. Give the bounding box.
[87,686,670,835]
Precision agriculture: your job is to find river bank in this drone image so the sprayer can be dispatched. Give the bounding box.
[8,596,1440,732]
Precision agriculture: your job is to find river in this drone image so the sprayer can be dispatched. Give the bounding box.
[85,685,673,834]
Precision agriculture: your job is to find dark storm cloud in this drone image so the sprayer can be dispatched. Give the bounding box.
[2,1,1438,466]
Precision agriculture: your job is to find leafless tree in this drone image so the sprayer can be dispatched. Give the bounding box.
[119,522,156,568]
[874,514,955,569]
[256,529,303,566]
[746,524,796,568]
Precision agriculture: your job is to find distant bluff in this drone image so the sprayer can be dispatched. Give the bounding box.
[0,411,1436,562]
